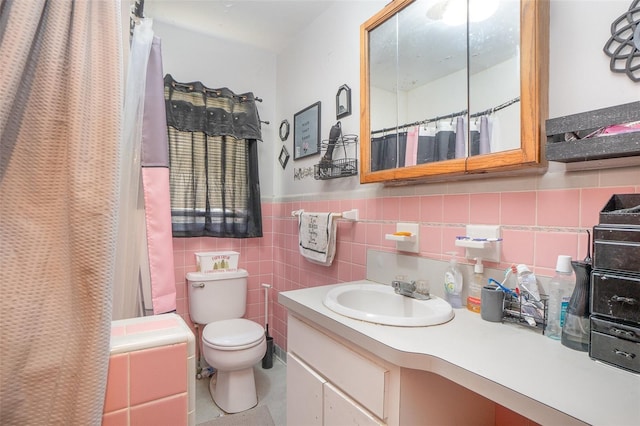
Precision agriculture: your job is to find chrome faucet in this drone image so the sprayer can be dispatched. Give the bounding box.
[391,280,431,300]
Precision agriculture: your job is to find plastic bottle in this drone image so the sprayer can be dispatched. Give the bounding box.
[516,264,544,326]
[516,264,541,301]
[444,254,463,308]
[467,258,483,313]
[546,255,576,340]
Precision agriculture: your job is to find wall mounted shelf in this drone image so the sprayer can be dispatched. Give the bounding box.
[385,223,419,253]
[385,234,416,242]
[455,225,501,262]
[545,101,640,164]
[455,238,501,250]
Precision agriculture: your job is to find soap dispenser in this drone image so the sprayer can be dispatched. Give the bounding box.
[444,253,463,308]
[467,258,483,313]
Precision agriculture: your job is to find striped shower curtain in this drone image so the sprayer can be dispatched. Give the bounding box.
[0,1,121,424]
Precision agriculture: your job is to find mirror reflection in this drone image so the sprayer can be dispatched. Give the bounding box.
[367,0,521,172]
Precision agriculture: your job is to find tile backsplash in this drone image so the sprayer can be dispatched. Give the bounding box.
[170,184,639,352]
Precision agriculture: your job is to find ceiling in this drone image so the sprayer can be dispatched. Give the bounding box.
[143,0,341,53]
[142,0,520,92]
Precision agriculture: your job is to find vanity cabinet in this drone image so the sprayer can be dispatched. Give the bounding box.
[286,314,499,426]
[286,315,392,425]
[288,353,385,426]
[360,0,549,183]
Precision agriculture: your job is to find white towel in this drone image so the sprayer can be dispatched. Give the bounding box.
[298,212,337,266]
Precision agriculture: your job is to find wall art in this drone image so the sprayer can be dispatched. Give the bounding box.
[293,101,321,160]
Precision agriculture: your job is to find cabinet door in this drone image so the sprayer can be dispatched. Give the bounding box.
[287,353,325,426]
[288,315,389,419]
[324,382,386,426]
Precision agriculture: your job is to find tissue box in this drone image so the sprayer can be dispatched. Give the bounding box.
[195,251,239,273]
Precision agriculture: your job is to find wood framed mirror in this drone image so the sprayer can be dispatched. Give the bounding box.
[360,0,549,184]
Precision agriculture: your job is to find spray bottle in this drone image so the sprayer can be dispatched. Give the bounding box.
[444,252,463,308]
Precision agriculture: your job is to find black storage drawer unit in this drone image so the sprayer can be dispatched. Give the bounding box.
[591,271,640,323]
[590,329,640,374]
[590,194,640,373]
[593,226,640,273]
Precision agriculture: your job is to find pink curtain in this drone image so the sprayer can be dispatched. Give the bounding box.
[0,1,122,424]
[141,37,177,314]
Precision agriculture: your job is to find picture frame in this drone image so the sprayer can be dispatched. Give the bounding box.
[279,145,290,169]
[293,101,321,160]
[336,84,351,119]
[279,119,290,141]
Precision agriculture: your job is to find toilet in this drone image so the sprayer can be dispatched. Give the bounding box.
[187,269,266,413]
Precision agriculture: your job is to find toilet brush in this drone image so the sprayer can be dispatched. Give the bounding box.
[261,284,274,369]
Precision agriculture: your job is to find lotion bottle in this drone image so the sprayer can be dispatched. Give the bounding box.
[444,254,463,308]
[467,258,483,313]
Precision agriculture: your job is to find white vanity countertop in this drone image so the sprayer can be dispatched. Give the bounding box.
[279,281,640,426]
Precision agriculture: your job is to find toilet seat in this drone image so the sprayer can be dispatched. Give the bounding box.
[203,318,265,351]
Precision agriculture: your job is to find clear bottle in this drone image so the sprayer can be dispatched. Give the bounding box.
[546,255,576,340]
[444,255,463,308]
[467,258,483,313]
[516,264,544,326]
[516,264,540,301]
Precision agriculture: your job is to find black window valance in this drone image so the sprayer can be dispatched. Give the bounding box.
[164,74,262,238]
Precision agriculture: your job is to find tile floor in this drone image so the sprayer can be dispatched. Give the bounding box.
[195,356,286,426]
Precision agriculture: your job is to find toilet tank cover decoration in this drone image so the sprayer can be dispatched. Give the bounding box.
[195,251,239,273]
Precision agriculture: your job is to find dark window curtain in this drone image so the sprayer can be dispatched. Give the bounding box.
[164,74,262,238]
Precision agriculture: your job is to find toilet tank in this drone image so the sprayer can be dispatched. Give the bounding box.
[187,269,249,325]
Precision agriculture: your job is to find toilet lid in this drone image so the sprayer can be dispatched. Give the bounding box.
[203,318,265,348]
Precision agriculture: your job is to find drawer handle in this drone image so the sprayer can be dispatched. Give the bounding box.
[613,349,636,359]
[610,295,637,305]
[611,327,636,339]
[191,282,205,288]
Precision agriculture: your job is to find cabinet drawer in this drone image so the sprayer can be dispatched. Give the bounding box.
[590,331,640,374]
[288,315,389,420]
[593,226,640,273]
[591,316,640,344]
[591,271,640,323]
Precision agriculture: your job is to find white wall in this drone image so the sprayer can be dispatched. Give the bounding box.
[275,0,639,198]
[548,0,639,118]
[151,0,639,200]
[150,20,278,198]
[275,1,387,199]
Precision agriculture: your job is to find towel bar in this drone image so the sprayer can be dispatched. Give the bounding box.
[291,208,358,221]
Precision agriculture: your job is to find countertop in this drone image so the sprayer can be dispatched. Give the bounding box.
[279,281,640,426]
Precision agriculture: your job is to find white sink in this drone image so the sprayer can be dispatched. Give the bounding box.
[323,282,454,327]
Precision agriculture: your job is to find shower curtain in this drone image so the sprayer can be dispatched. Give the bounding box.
[0,1,122,424]
[113,17,177,319]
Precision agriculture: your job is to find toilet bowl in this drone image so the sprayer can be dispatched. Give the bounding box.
[202,318,266,413]
[187,270,267,414]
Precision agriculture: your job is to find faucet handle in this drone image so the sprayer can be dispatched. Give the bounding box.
[392,279,416,293]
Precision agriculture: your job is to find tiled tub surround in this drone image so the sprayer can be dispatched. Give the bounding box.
[103,314,196,426]
[170,185,640,352]
[280,283,640,426]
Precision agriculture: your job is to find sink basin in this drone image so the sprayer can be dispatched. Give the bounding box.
[323,282,454,326]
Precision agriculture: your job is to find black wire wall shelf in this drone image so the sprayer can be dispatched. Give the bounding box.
[314,134,358,180]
